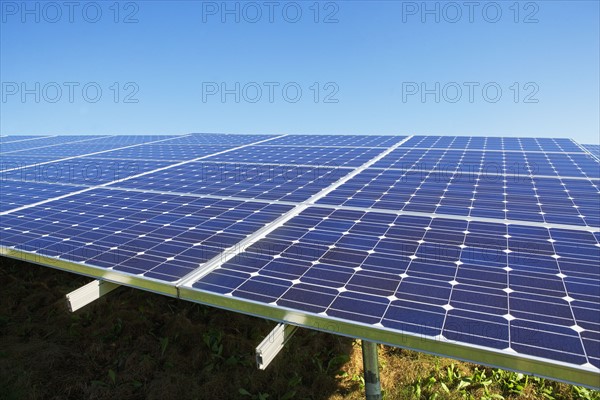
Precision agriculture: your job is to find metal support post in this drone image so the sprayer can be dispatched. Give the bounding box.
[362,340,382,400]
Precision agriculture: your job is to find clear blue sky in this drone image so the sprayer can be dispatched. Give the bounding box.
[1,0,599,143]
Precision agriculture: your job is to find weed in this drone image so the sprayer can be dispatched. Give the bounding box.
[159,337,169,358]
[238,388,270,399]
[311,348,350,375]
[572,385,600,400]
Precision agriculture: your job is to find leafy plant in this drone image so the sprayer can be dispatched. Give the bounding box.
[203,330,224,359]
[238,388,270,400]
[572,385,600,400]
[108,369,117,386]
[311,349,349,374]
[492,369,528,396]
[159,336,169,358]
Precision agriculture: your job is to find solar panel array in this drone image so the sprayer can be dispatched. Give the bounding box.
[1,134,598,389]
[583,144,600,158]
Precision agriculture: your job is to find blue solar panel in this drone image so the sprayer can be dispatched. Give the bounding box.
[583,144,600,158]
[15,144,157,158]
[1,155,72,167]
[0,180,85,212]
[0,135,108,153]
[1,133,598,388]
[190,206,600,369]
[264,135,404,147]
[1,135,187,157]
[317,170,600,227]
[112,162,344,202]
[204,146,386,167]
[93,144,238,161]
[1,158,176,185]
[400,136,584,152]
[0,189,292,282]
[164,133,277,145]
[0,135,49,143]
[370,148,600,179]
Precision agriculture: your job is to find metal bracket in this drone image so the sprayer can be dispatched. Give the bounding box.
[256,323,298,370]
[65,280,120,312]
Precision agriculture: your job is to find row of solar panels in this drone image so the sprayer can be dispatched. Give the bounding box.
[2,135,598,176]
[2,135,599,226]
[2,133,595,151]
[0,134,599,389]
